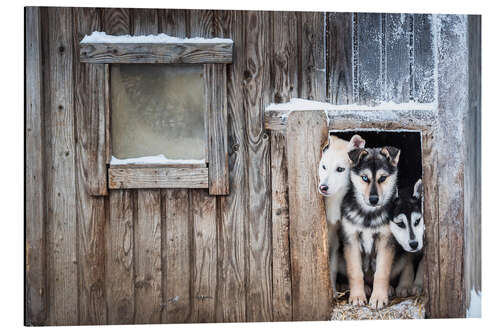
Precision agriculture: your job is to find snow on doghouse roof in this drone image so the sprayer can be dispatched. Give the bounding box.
[80,31,234,44]
[265,98,436,111]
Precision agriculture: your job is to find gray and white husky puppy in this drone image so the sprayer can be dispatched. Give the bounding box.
[340,146,400,309]
[318,134,365,296]
[389,179,424,297]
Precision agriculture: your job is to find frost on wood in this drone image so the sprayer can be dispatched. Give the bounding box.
[266,98,435,111]
[81,31,234,44]
[110,155,205,165]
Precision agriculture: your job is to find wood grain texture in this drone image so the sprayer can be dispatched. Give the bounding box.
[270,131,292,321]
[215,10,248,323]
[464,14,481,313]
[163,189,192,323]
[25,6,47,326]
[158,9,188,36]
[131,8,158,35]
[327,12,353,104]
[80,42,234,64]
[413,14,435,103]
[299,12,326,101]
[190,190,217,323]
[44,7,79,326]
[286,111,332,321]
[102,8,130,36]
[108,167,209,189]
[73,8,107,325]
[135,190,162,324]
[106,190,135,324]
[271,11,298,103]
[243,10,273,322]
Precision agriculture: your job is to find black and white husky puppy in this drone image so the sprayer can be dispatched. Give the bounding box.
[340,146,400,309]
[389,179,424,297]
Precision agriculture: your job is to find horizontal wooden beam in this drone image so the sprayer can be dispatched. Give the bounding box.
[108,167,209,189]
[80,42,233,63]
[264,108,438,132]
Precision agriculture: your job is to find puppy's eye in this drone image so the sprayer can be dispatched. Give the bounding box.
[414,218,421,226]
[361,175,369,183]
[336,167,345,172]
[378,175,387,183]
[396,221,406,229]
[322,165,326,170]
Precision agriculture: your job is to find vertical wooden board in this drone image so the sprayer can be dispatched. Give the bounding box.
[421,130,440,318]
[413,14,435,103]
[188,9,214,37]
[385,13,412,103]
[243,10,273,322]
[286,111,332,321]
[158,9,188,36]
[135,190,162,324]
[73,8,107,324]
[190,190,217,323]
[299,12,326,101]
[163,189,192,323]
[131,8,158,35]
[270,132,292,321]
[436,14,467,318]
[464,14,481,313]
[44,7,78,326]
[271,11,298,103]
[106,190,135,324]
[102,8,130,36]
[215,10,247,323]
[25,6,46,326]
[356,13,383,105]
[327,12,353,104]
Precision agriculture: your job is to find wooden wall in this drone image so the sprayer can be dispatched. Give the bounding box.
[25,7,480,325]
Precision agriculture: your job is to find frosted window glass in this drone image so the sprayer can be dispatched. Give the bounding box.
[111,64,205,160]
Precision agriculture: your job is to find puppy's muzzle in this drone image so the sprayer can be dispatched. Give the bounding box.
[409,241,419,250]
[369,195,379,205]
[319,185,329,194]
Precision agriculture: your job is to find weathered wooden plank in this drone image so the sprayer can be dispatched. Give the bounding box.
[464,14,481,315]
[436,14,468,318]
[25,6,46,326]
[163,189,192,323]
[271,11,298,103]
[80,42,234,64]
[270,131,292,321]
[106,190,135,324]
[158,9,188,36]
[206,63,229,194]
[73,8,107,325]
[190,190,217,323]
[108,167,209,189]
[385,13,412,103]
[286,111,332,321]
[131,8,158,35]
[413,14,435,103]
[44,7,78,326]
[327,12,354,104]
[356,13,383,105]
[104,64,111,164]
[102,8,129,36]
[215,10,247,323]
[135,190,163,324]
[243,10,273,322]
[299,12,326,101]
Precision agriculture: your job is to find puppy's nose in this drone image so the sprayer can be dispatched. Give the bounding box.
[409,241,418,250]
[369,195,379,205]
[319,185,329,193]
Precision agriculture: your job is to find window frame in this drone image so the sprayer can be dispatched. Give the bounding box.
[80,39,232,195]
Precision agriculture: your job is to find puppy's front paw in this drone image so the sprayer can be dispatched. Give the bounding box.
[395,285,412,298]
[369,289,389,309]
[349,288,367,306]
[388,285,395,297]
[411,284,423,296]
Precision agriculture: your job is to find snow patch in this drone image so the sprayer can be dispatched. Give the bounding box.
[266,98,436,111]
[110,155,205,165]
[81,31,234,44]
[466,289,481,318]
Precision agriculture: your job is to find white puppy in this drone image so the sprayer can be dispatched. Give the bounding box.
[318,134,365,296]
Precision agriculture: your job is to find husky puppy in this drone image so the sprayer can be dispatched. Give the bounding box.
[340,146,400,309]
[389,179,424,297]
[318,134,365,296]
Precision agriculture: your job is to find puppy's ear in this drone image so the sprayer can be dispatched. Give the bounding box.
[321,135,333,153]
[348,134,366,150]
[348,148,368,166]
[413,179,423,200]
[380,146,400,166]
